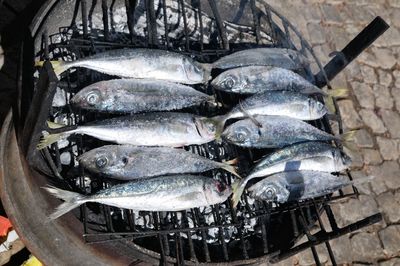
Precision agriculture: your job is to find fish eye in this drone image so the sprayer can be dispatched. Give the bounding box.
[86,92,100,105]
[122,157,128,165]
[235,127,250,143]
[96,156,108,168]
[264,186,276,200]
[224,76,235,88]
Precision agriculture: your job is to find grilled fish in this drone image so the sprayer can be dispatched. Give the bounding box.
[211,66,323,95]
[37,112,219,149]
[231,142,352,207]
[212,48,309,70]
[222,115,338,149]
[79,145,240,180]
[248,171,370,203]
[44,175,232,220]
[36,48,211,84]
[71,79,214,113]
[219,91,327,123]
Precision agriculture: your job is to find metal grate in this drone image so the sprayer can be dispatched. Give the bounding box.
[27,0,384,265]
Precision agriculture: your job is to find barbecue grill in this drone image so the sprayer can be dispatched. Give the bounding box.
[0,0,389,265]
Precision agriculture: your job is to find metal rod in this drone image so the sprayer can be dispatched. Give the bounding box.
[207,0,229,50]
[81,0,89,37]
[315,17,389,87]
[162,0,170,48]
[102,0,110,40]
[178,0,190,51]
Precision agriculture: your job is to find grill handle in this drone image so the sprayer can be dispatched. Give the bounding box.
[315,16,389,88]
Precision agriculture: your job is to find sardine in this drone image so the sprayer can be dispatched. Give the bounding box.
[212,48,309,70]
[231,142,352,207]
[248,171,370,203]
[218,91,327,123]
[71,79,213,113]
[79,145,240,180]
[44,175,232,220]
[36,48,211,84]
[37,112,220,149]
[222,115,337,149]
[211,66,323,95]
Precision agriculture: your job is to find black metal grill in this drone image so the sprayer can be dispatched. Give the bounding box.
[25,0,386,265]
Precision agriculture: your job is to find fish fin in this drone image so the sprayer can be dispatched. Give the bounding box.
[47,120,66,129]
[208,115,227,140]
[43,185,86,220]
[35,60,67,77]
[340,130,357,151]
[302,86,328,96]
[225,158,238,166]
[324,96,336,114]
[231,180,246,208]
[327,87,349,98]
[238,101,262,128]
[220,163,242,179]
[37,132,63,150]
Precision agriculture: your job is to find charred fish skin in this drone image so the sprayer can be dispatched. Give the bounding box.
[71,79,212,113]
[37,112,219,149]
[222,115,337,149]
[79,145,239,180]
[248,142,352,179]
[212,48,309,71]
[49,48,211,84]
[226,91,327,121]
[211,66,322,95]
[45,175,232,220]
[248,171,351,203]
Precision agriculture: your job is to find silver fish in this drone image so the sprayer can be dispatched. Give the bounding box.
[248,171,367,203]
[37,112,219,149]
[44,175,232,220]
[222,115,337,149]
[79,145,240,180]
[211,66,323,95]
[37,48,211,84]
[71,79,213,113]
[231,142,351,207]
[212,48,309,70]
[220,91,327,123]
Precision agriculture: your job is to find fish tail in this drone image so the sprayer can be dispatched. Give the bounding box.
[35,60,68,77]
[231,180,246,208]
[324,96,336,114]
[220,159,241,179]
[351,175,375,186]
[327,87,349,98]
[340,130,357,151]
[36,121,73,150]
[210,115,228,140]
[43,185,86,220]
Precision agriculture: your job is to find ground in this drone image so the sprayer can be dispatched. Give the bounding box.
[264,0,400,265]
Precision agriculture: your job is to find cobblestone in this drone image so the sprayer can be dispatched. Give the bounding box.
[350,232,384,262]
[376,137,399,161]
[372,48,397,70]
[354,129,374,148]
[329,236,353,264]
[362,149,383,165]
[380,109,400,138]
[379,258,400,266]
[360,65,378,85]
[360,109,386,134]
[337,100,363,129]
[379,225,400,257]
[377,192,400,223]
[373,84,394,109]
[352,81,375,109]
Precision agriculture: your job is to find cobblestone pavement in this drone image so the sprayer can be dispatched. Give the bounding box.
[262,0,400,265]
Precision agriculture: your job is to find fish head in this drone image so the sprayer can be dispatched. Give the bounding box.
[204,179,232,204]
[332,149,352,170]
[222,122,260,147]
[183,58,207,83]
[195,117,222,140]
[251,181,290,203]
[211,71,243,93]
[71,84,106,110]
[309,98,328,118]
[78,146,123,174]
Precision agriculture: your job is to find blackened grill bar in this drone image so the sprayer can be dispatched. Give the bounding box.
[18,0,386,265]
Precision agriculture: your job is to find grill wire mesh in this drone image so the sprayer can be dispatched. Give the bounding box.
[31,0,381,264]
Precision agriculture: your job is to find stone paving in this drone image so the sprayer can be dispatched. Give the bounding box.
[263,0,400,265]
